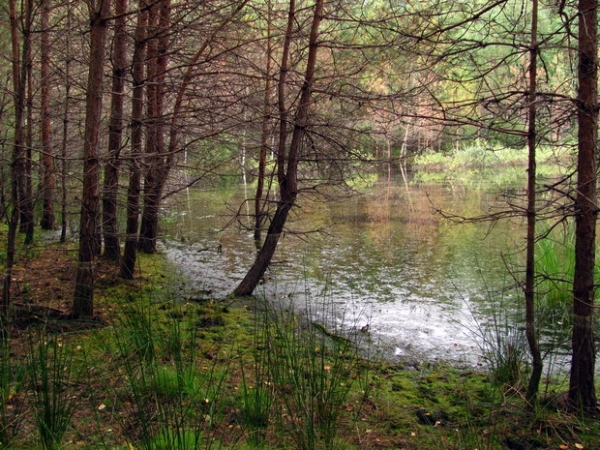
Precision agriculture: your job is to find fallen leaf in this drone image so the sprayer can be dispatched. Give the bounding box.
[575,444,584,449]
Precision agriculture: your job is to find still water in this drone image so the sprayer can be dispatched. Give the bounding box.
[160,178,566,369]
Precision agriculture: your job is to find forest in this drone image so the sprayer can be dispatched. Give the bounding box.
[0,0,599,448]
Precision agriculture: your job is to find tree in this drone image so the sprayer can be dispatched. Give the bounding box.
[19,0,34,244]
[58,3,75,243]
[102,0,128,260]
[253,0,274,242]
[3,0,34,314]
[72,0,111,318]
[569,0,597,410]
[524,0,542,404]
[135,0,251,256]
[40,0,56,231]
[121,0,148,279]
[138,0,170,254]
[234,0,325,296]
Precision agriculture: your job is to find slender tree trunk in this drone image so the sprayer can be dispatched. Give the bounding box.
[3,0,28,315]
[138,0,163,255]
[121,2,148,279]
[22,14,34,245]
[72,0,110,318]
[524,0,542,404]
[569,0,598,410]
[60,7,72,243]
[234,0,324,296]
[40,0,56,231]
[102,0,128,260]
[11,0,34,246]
[0,96,8,222]
[254,0,273,241]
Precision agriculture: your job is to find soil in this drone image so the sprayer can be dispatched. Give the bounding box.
[5,243,117,332]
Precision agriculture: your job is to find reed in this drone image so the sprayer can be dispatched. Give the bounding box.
[0,329,25,448]
[259,297,364,450]
[110,299,228,450]
[26,329,78,450]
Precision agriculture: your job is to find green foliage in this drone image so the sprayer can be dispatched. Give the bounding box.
[412,141,572,187]
[26,330,78,450]
[110,299,229,450]
[0,332,25,448]
[145,428,203,450]
[467,279,530,391]
[535,223,576,308]
[259,299,364,450]
[238,312,274,447]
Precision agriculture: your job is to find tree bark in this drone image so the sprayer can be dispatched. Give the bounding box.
[102,0,128,260]
[60,6,73,243]
[121,1,148,279]
[234,0,324,296]
[40,0,56,231]
[72,0,110,318]
[138,0,169,255]
[22,7,34,245]
[254,0,273,241]
[524,0,542,404]
[569,0,598,410]
[3,0,28,315]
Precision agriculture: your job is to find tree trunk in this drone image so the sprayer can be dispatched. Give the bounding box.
[138,0,166,255]
[3,0,28,315]
[569,0,598,410]
[22,12,34,245]
[10,0,35,246]
[138,181,163,254]
[235,0,324,296]
[102,0,128,260]
[121,1,148,279]
[135,0,251,254]
[524,0,542,404]
[59,6,73,243]
[254,0,273,241]
[40,0,56,231]
[72,0,110,318]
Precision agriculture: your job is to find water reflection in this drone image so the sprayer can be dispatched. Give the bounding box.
[160,178,550,367]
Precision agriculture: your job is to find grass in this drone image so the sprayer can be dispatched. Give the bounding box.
[25,330,78,450]
[0,325,25,448]
[0,236,599,449]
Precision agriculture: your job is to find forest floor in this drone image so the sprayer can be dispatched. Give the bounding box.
[1,235,600,450]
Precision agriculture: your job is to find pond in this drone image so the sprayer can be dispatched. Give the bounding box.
[160,174,574,371]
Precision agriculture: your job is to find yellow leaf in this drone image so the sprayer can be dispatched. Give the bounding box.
[575,444,584,449]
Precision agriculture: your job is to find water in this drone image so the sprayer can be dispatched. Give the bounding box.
[160,177,569,369]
